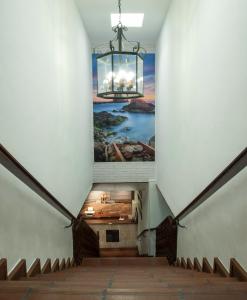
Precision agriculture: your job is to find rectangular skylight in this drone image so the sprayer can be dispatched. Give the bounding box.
[111,13,144,27]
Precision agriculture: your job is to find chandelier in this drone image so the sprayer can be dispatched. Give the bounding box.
[96,0,145,100]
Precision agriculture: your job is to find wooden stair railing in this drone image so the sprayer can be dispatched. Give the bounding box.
[51,259,60,272]
[41,259,51,274]
[0,257,76,281]
[230,258,247,281]
[27,259,41,278]
[154,147,247,265]
[194,257,202,272]
[187,258,193,270]
[175,147,247,221]
[73,217,100,264]
[0,144,100,264]
[137,217,177,264]
[214,257,229,277]
[202,257,213,273]
[0,144,75,221]
[60,258,66,271]
[0,259,7,280]
[156,216,177,264]
[8,260,27,280]
[175,256,247,282]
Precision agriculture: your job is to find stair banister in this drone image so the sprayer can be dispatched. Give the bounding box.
[175,147,247,221]
[0,143,75,221]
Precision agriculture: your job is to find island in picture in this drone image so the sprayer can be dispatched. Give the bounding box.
[92,53,155,162]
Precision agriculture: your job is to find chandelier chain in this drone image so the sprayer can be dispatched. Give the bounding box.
[96,0,145,100]
[118,0,122,24]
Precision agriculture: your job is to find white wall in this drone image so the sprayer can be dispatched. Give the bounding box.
[0,0,93,216]
[0,0,93,271]
[137,181,172,256]
[177,168,247,270]
[149,181,173,228]
[0,166,73,272]
[138,181,172,234]
[137,230,156,257]
[156,0,247,269]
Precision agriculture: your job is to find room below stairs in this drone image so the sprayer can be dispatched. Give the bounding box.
[80,188,139,257]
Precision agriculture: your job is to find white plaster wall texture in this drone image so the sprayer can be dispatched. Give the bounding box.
[138,181,172,234]
[156,0,247,270]
[136,181,172,256]
[156,0,247,215]
[0,166,73,273]
[0,0,93,272]
[0,0,93,216]
[149,181,173,228]
[138,231,156,257]
[177,168,247,271]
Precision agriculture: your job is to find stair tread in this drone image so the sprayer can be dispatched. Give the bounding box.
[1,257,246,299]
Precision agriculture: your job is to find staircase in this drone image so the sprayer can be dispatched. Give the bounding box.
[1,257,247,299]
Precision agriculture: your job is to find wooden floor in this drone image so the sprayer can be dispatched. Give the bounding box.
[1,257,247,299]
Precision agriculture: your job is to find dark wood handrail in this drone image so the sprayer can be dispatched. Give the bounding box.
[0,143,75,221]
[137,227,156,239]
[175,147,247,221]
[137,148,247,236]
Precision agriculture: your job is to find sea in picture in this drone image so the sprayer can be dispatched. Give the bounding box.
[93,99,155,162]
[93,102,155,144]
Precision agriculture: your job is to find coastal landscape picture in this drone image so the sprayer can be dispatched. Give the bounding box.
[93,53,155,162]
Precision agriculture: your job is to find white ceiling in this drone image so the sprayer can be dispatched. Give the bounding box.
[75,0,171,50]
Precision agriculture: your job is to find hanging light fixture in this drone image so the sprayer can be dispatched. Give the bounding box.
[96,0,145,100]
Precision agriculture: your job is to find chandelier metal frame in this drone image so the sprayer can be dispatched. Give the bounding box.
[96,0,145,100]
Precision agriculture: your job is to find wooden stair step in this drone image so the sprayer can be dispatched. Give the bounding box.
[0,257,246,300]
